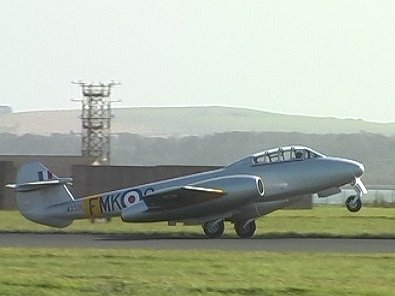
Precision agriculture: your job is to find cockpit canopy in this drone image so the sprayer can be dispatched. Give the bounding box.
[225,146,325,169]
[252,146,324,165]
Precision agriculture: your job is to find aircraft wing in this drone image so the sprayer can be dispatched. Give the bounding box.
[122,175,263,222]
[143,185,225,211]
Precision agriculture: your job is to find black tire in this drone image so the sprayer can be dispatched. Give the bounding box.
[203,220,225,238]
[345,195,362,212]
[234,220,256,238]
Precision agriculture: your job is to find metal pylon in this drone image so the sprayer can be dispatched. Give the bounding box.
[72,81,120,165]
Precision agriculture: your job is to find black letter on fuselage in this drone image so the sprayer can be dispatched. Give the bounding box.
[100,195,111,213]
[111,194,122,211]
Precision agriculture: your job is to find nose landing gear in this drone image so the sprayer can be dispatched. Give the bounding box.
[345,178,367,213]
[345,195,362,212]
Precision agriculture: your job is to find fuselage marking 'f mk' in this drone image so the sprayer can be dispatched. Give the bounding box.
[83,190,142,218]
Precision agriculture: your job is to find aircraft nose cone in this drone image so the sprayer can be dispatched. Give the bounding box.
[352,161,364,178]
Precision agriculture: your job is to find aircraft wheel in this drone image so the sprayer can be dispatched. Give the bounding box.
[345,195,362,212]
[203,220,224,238]
[234,220,256,238]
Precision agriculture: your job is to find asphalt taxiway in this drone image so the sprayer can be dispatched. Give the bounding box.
[0,232,394,252]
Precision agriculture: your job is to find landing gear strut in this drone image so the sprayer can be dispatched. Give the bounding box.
[345,178,366,213]
[203,220,224,238]
[234,220,256,238]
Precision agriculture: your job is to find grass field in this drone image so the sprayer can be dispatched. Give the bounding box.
[0,248,394,296]
[0,207,394,295]
[0,207,394,238]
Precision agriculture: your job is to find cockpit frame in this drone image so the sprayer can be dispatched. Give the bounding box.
[252,146,324,165]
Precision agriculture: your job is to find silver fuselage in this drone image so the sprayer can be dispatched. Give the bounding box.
[56,151,364,224]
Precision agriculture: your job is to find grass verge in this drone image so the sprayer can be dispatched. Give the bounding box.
[0,248,394,296]
[0,207,394,238]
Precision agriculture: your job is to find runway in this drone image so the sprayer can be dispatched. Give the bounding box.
[0,232,394,252]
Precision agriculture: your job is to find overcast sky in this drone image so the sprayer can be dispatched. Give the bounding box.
[1,1,394,122]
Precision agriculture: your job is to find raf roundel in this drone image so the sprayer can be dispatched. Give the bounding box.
[122,190,140,208]
[128,195,136,204]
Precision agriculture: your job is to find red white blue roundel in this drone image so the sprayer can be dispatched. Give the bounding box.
[122,190,140,207]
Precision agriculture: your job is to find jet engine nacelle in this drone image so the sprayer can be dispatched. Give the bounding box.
[121,175,264,222]
[194,174,264,205]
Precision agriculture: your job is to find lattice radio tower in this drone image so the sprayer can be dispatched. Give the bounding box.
[72,81,120,165]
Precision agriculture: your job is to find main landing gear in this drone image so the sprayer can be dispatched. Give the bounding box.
[202,219,257,238]
[202,220,225,238]
[234,220,256,238]
[345,178,366,213]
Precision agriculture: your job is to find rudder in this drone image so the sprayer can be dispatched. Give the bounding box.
[7,162,74,227]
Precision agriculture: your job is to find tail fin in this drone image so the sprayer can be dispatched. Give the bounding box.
[7,162,74,227]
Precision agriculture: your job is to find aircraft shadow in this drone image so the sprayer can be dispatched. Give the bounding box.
[95,232,224,241]
[1,231,393,241]
[93,232,395,241]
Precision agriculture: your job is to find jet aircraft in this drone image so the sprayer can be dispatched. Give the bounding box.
[7,146,366,238]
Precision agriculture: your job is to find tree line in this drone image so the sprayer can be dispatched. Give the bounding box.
[0,131,393,185]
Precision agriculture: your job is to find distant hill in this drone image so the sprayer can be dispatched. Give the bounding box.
[0,131,394,185]
[1,106,395,136]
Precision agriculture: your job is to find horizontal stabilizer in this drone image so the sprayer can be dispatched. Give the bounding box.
[6,178,73,192]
